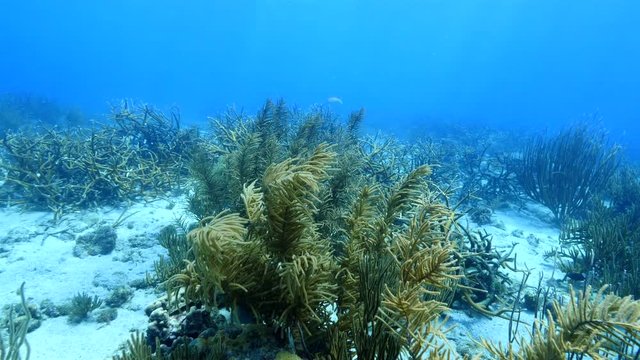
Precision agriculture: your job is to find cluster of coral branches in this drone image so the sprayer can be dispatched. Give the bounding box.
[0,102,197,219]
[2,97,639,359]
[146,100,640,359]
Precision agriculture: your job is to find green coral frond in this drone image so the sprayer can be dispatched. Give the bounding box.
[278,253,338,332]
[185,211,265,307]
[300,143,335,179]
[241,180,265,224]
[391,202,460,292]
[167,260,205,307]
[187,150,230,219]
[518,125,620,223]
[193,211,247,246]
[345,185,380,245]
[378,283,450,359]
[263,192,314,257]
[395,238,460,291]
[1,283,31,360]
[348,254,402,360]
[113,331,152,360]
[385,164,432,223]
[262,144,336,257]
[482,285,640,360]
[230,131,262,187]
[553,286,640,356]
[347,108,365,140]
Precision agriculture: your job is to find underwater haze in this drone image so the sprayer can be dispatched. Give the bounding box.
[1,0,640,155]
[5,2,640,359]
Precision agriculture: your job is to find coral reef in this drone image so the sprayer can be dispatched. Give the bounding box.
[161,140,463,358]
[560,200,640,298]
[0,102,197,219]
[149,222,195,288]
[483,286,640,359]
[187,99,364,221]
[0,93,86,133]
[105,286,134,308]
[113,100,569,359]
[3,98,635,359]
[66,292,103,324]
[517,125,619,224]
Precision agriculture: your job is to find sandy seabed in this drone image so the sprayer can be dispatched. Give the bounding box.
[0,197,564,359]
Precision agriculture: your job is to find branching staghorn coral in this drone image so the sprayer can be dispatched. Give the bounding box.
[455,227,519,317]
[0,103,196,219]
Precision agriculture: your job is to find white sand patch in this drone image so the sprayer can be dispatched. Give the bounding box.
[0,196,571,359]
[28,307,149,360]
[0,197,191,360]
[447,201,564,355]
[485,204,561,282]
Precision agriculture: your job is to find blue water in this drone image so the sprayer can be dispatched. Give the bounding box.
[1,1,639,155]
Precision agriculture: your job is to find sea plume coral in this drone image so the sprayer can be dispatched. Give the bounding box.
[482,285,640,359]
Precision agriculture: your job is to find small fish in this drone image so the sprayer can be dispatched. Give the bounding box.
[563,272,586,281]
[327,96,343,104]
